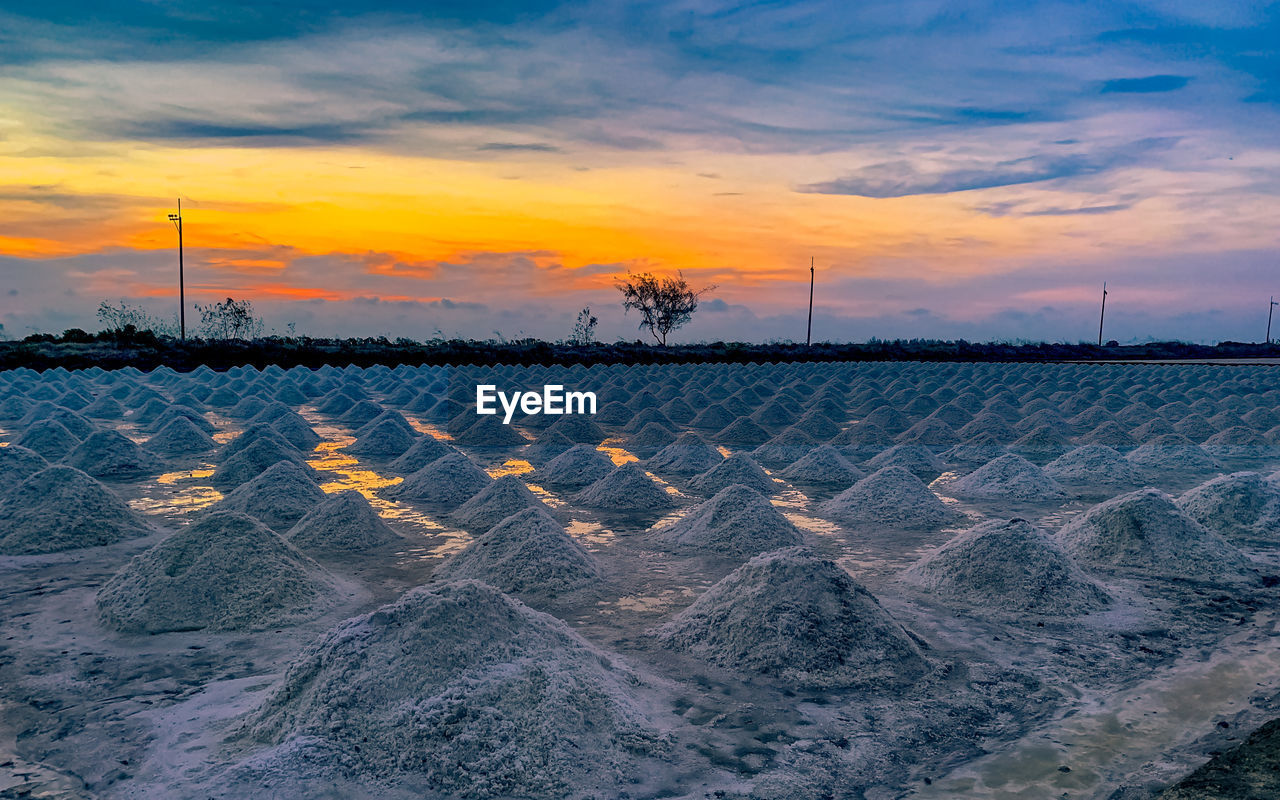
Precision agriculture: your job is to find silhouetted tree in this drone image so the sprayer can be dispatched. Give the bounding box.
[570,307,598,345]
[616,272,715,345]
[195,297,263,340]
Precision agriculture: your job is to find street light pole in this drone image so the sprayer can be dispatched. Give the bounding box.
[1097,282,1108,346]
[806,256,814,347]
[168,199,184,340]
[1268,296,1277,345]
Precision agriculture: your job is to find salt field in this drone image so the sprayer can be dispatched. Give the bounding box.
[1,360,1278,799]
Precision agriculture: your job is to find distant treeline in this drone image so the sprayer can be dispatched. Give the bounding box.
[3,330,1280,371]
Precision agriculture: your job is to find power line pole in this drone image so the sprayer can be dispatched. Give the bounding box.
[168,199,185,339]
[1268,296,1277,345]
[806,256,814,347]
[1097,282,1108,346]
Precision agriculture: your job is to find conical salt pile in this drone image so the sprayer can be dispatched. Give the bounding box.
[688,453,778,496]
[96,511,336,633]
[901,518,1110,614]
[645,432,724,476]
[1055,488,1253,583]
[214,460,329,531]
[1177,472,1280,543]
[146,415,218,456]
[820,466,960,529]
[15,419,81,460]
[386,452,492,508]
[655,547,928,689]
[536,444,615,488]
[779,444,864,486]
[62,429,161,480]
[0,444,49,484]
[235,580,663,799]
[1044,445,1142,487]
[0,465,153,554]
[286,490,402,554]
[346,417,418,460]
[451,475,550,531]
[434,507,601,598]
[949,454,1067,502]
[388,435,457,474]
[651,484,803,558]
[572,462,676,512]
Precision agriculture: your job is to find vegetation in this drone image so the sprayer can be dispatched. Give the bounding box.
[617,272,716,345]
[195,297,264,340]
[569,307,598,345]
[96,300,177,338]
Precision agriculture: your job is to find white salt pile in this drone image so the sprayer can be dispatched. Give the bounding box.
[940,434,1008,466]
[655,547,928,689]
[236,580,663,799]
[901,518,1110,614]
[15,419,81,460]
[0,465,154,554]
[820,466,960,529]
[62,429,161,480]
[434,507,602,598]
[536,444,615,488]
[346,417,418,459]
[286,490,402,555]
[1126,434,1220,473]
[0,444,49,484]
[651,484,803,558]
[268,411,323,452]
[456,415,531,447]
[1055,488,1253,583]
[212,436,315,489]
[547,415,607,444]
[949,454,1067,502]
[96,511,336,633]
[387,452,492,507]
[388,434,457,474]
[866,443,944,480]
[751,429,817,468]
[627,422,678,452]
[524,430,576,465]
[1044,445,1142,487]
[1202,426,1272,460]
[214,460,329,531]
[573,462,677,512]
[451,474,550,531]
[1177,472,1280,543]
[645,432,724,475]
[146,415,218,456]
[687,453,778,496]
[779,444,864,486]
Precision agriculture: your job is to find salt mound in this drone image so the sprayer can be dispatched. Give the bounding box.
[434,507,601,597]
[1126,434,1220,472]
[96,511,335,633]
[821,466,960,529]
[1044,445,1141,487]
[15,419,81,460]
[714,417,771,446]
[1177,472,1280,543]
[212,436,314,489]
[546,415,607,444]
[780,444,865,486]
[62,429,161,480]
[0,466,153,554]
[536,444,615,488]
[451,475,549,531]
[346,417,418,459]
[236,580,662,799]
[645,432,724,475]
[388,435,456,474]
[455,415,530,447]
[940,434,1008,466]
[215,461,329,531]
[387,452,492,507]
[652,484,803,558]
[655,547,927,689]
[269,412,323,452]
[751,428,816,468]
[949,454,1066,502]
[573,462,676,511]
[627,421,677,452]
[1202,426,1272,459]
[901,519,1110,614]
[688,453,778,496]
[146,415,218,456]
[866,443,943,480]
[0,444,49,484]
[1055,488,1253,583]
[286,490,402,554]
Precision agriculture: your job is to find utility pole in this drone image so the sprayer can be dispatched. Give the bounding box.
[168,199,185,339]
[806,256,814,347]
[1268,296,1278,345]
[1097,282,1108,346]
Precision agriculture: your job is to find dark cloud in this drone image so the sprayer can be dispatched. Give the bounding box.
[797,138,1177,198]
[477,142,561,152]
[1100,75,1191,93]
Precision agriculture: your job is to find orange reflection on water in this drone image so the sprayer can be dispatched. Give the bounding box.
[157,467,215,485]
[597,440,639,466]
[407,416,453,440]
[488,458,533,478]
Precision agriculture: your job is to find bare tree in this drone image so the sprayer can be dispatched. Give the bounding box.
[616,272,715,345]
[195,297,263,340]
[569,307,598,345]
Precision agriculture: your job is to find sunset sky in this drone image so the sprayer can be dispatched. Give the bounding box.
[1,1,1278,343]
